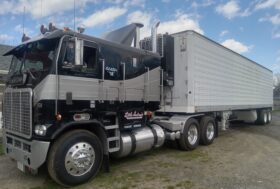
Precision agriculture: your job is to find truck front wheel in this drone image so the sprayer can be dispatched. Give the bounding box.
[47,130,103,187]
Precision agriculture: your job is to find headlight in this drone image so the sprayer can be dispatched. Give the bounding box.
[34,125,47,136]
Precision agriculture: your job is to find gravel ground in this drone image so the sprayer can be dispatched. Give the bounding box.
[1,112,280,189]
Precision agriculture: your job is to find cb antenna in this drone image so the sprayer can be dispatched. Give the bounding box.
[73,0,76,31]
[41,0,43,18]
[22,6,26,34]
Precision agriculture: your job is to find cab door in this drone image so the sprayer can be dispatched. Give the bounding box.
[57,37,100,104]
[98,46,121,102]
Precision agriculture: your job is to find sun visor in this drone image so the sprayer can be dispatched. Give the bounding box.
[3,30,64,56]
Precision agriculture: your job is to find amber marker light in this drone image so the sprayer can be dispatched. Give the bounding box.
[145,111,153,120]
[56,113,62,121]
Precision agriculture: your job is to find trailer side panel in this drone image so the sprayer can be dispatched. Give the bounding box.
[163,31,273,113]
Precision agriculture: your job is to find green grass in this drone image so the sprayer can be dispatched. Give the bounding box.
[0,143,4,156]
[171,149,210,162]
[29,178,62,189]
[175,180,194,189]
[33,163,145,189]
[165,180,194,189]
[29,147,206,189]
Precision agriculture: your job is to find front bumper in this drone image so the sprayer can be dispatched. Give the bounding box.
[2,131,50,170]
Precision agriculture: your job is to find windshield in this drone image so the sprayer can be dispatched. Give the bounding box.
[8,38,58,85]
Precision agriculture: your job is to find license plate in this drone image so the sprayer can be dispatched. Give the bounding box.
[17,161,25,172]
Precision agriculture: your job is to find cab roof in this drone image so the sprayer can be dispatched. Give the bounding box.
[4,29,160,58]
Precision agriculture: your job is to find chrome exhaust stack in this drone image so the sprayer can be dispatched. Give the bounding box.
[151,21,160,53]
[134,23,144,48]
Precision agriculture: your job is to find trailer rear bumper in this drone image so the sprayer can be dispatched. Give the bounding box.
[2,132,50,171]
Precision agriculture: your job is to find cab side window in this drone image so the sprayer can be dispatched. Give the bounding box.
[59,39,99,78]
[100,46,120,80]
[83,45,98,75]
[123,57,144,79]
[63,41,75,67]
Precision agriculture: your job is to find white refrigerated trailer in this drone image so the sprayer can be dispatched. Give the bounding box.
[158,30,273,114]
[150,30,273,135]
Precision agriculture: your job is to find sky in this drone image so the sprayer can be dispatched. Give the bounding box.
[0,0,279,74]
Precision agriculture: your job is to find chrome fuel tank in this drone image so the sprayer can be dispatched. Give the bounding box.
[113,125,165,158]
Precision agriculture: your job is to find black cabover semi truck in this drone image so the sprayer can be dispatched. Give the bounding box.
[1,23,273,186]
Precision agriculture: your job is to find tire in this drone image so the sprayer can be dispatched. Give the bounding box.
[200,116,216,145]
[178,118,200,151]
[267,110,272,124]
[256,109,268,125]
[47,130,103,187]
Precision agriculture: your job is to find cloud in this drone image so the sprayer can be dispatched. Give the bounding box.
[0,0,97,18]
[221,39,252,54]
[81,7,127,28]
[270,14,280,25]
[127,10,204,39]
[127,11,153,38]
[0,1,14,15]
[272,51,280,73]
[259,14,280,38]
[219,30,229,37]
[216,1,240,19]
[107,0,125,4]
[272,31,280,38]
[260,14,280,25]
[158,13,204,35]
[14,24,34,35]
[255,0,280,10]
[0,34,14,44]
[0,0,144,19]
[191,0,215,9]
[124,0,146,7]
[107,0,146,7]
[277,50,280,62]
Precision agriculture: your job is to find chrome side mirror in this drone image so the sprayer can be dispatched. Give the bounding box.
[75,37,84,66]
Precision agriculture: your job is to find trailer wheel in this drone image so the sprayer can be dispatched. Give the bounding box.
[179,118,200,151]
[256,109,268,125]
[267,110,272,124]
[200,116,216,145]
[47,130,103,187]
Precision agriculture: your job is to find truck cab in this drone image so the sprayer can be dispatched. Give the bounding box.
[2,29,162,186]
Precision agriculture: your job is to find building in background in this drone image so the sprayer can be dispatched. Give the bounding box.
[0,44,13,83]
[0,44,13,128]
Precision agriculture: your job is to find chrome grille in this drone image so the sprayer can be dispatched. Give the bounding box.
[3,88,32,138]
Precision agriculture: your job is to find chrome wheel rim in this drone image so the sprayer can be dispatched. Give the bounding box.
[65,142,95,177]
[188,124,198,145]
[264,113,267,123]
[268,112,271,122]
[206,122,215,140]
